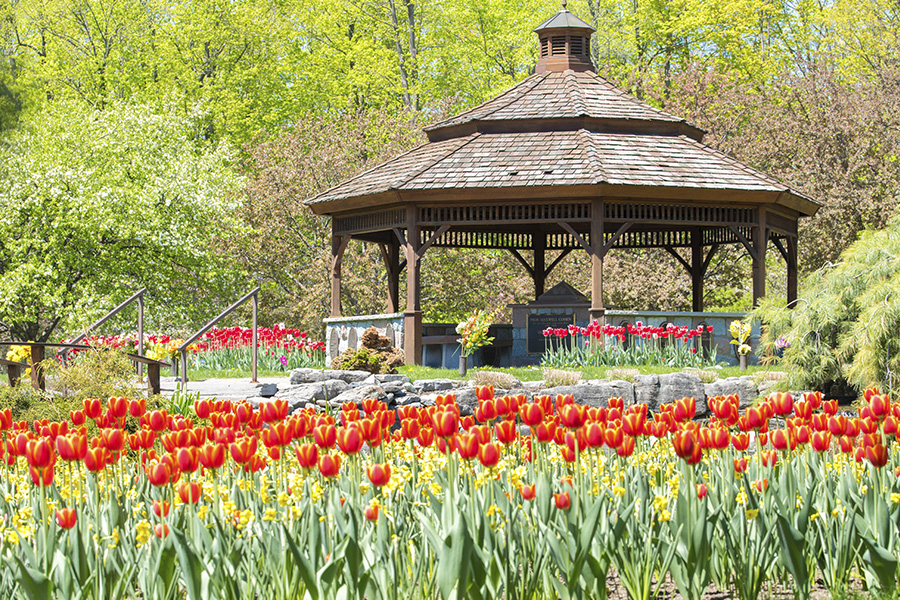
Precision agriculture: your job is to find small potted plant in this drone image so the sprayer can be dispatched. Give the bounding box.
[729,320,752,370]
[456,310,494,376]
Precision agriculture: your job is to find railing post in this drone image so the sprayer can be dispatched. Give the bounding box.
[252,291,258,383]
[180,348,188,386]
[137,294,145,381]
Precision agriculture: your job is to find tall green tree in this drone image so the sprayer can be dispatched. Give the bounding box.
[0,100,245,341]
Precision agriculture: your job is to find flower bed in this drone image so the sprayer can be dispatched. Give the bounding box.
[0,387,898,599]
[64,324,326,372]
[543,320,720,369]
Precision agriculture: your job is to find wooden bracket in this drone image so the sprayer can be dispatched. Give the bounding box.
[601,222,633,255]
[663,246,692,275]
[508,248,534,276]
[557,221,592,253]
[728,225,757,261]
[417,225,450,258]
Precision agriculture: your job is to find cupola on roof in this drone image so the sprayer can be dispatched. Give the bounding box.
[532,2,595,74]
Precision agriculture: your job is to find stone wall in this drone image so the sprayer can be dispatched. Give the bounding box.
[323,313,404,361]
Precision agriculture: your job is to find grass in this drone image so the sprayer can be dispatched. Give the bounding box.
[398,364,781,383]
[175,363,786,384]
[176,367,292,380]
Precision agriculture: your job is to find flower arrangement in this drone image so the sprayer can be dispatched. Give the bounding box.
[456,310,494,357]
[730,320,752,356]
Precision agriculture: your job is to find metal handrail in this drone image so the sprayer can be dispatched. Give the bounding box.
[61,288,146,376]
[177,287,260,385]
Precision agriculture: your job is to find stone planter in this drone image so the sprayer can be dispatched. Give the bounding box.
[459,355,468,376]
[739,354,748,371]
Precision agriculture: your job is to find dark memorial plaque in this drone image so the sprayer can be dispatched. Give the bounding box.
[527,313,575,354]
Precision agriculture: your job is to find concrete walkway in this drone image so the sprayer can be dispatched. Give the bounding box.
[158,376,288,401]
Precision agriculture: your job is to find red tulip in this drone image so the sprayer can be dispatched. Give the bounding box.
[416,427,435,447]
[400,419,420,440]
[734,458,748,473]
[154,524,169,538]
[560,404,586,429]
[673,397,696,422]
[519,484,536,501]
[108,396,128,418]
[433,411,460,438]
[696,483,708,499]
[454,432,480,460]
[29,465,54,486]
[83,398,102,420]
[554,491,571,510]
[475,385,494,402]
[69,410,86,426]
[811,431,832,452]
[366,462,391,487]
[129,399,147,418]
[56,434,87,461]
[147,461,173,487]
[259,399,289,423]
[867,444,888,468]
[364,502,379,522]
[770,392,793,417]
[494,420,517,444]
[26,438,54,469]
[199,444,226,470]
[336,425,363,455]
[84,447,107,472]
[478,442,501,468]
[178,482,203,504]
[296,443,318,468]
[55,507,77,529]
[616,435,636,457]
[176,447,201,473]
[153,500,171,518]
[672,429,702,464]
[318,453,341,477]
[520,403,545,427]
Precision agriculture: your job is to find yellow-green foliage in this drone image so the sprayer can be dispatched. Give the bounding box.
[45,347,139,400]
[754,217,900,393]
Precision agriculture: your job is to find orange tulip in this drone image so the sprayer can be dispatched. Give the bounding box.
[554,491,571,510]
[336,425,364,455]
[454,432,480,460]
[364,502,379,522]
[318,453,341,477]
[55,507,77,529]
[152,500,171,518]
[519,484,536,501]
[494,420,518,444]
[366,462,391,487]
[478,442,501,468]
[433,411,460,438]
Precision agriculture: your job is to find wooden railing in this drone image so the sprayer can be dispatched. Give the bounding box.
[177,287,260,385]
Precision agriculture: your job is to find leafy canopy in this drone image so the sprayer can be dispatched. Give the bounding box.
[0,100,245,341]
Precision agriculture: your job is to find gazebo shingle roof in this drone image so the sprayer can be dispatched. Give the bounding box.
[423,71,687,134]
[306,69,815,213]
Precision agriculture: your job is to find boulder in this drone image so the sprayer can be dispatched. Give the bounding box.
[416,379,461,393]
[704,377,760,408]
[540,381,635,408]
[259,383,278,398]
[658,373,708,417]
[328,385,388,408]
[322,370,372,384]
[633,374,661,409]
[280,380,350,413]
[289,368,325,384]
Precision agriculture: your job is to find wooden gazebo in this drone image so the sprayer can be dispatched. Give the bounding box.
[305,6,820,365]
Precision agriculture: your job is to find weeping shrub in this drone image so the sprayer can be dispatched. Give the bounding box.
[754,217,900,396]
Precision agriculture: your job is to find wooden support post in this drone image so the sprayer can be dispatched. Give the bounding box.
[691,227,704,312]
[533,230,546,299]
[589,199,605,322]
[387,241,400,313]
[330,235,350,318]
[752,208,767,306]
[404,206,422,365]
[787,235,798,307]
[30,344,45,391]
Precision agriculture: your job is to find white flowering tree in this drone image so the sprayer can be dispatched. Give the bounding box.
[0,100,246,342]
